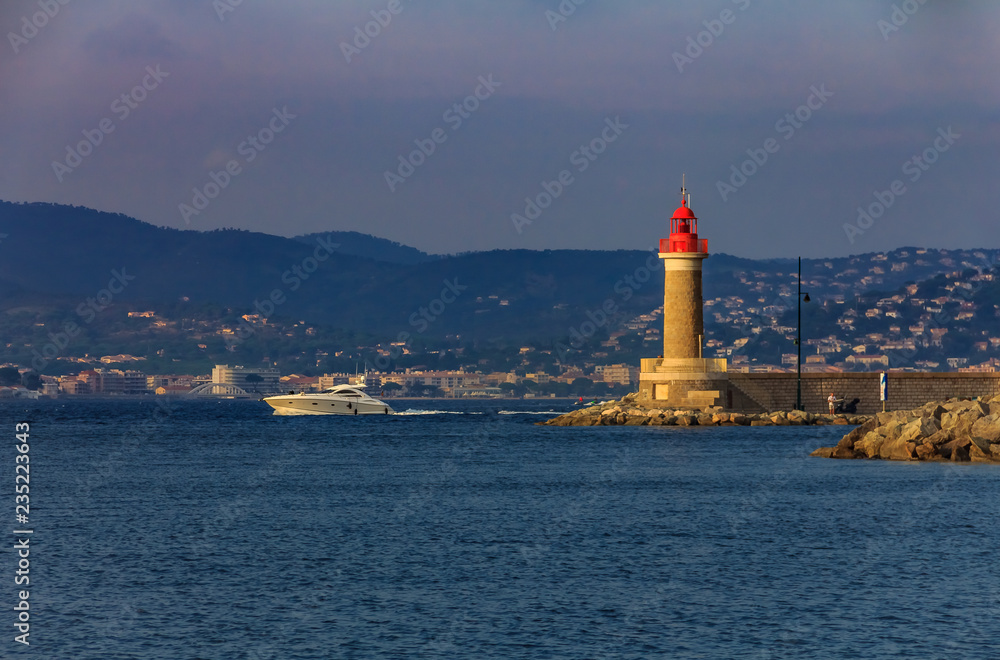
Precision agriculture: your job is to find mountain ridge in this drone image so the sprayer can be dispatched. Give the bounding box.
[2,201,997,357]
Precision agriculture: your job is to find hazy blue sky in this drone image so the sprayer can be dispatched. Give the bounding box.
[1,0,996,258]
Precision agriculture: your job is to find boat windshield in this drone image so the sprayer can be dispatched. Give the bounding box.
[322,387,365,396]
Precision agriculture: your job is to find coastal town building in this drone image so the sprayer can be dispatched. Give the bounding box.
[148,375,194,390]
[72,368,148,395]
[0,386,39,399]
[211,364,281,393]
[600,364,636,386]
[381,370,483,391]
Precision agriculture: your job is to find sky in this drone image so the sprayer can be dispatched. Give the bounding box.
[1,0,997,259]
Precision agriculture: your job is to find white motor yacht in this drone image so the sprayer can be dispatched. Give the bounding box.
[263,380,394,416]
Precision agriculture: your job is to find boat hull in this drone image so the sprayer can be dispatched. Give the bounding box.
[263,395,393,416]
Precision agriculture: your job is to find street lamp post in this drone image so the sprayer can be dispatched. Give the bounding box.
[796,256,810,411]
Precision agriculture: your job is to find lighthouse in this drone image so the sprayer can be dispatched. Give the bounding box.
[660,182,708,360]
[638,179,728,409]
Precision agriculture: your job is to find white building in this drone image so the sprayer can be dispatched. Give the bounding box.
[212,365,281,393]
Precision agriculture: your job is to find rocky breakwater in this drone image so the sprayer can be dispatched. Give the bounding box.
[540,394,870,427]
[811,395,1000,462]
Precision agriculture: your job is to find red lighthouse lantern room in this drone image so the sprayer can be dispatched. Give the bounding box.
[660,184,708,255]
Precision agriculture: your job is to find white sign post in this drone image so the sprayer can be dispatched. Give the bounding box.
[879,372,888,412]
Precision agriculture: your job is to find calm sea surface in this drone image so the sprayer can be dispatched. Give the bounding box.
[3,398,999,659]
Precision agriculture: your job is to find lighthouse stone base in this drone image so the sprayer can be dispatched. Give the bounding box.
[637,357,729,410]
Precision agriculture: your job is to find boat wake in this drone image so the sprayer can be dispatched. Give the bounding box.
[497,410,565,415]
[392,409,564,416]
[394,409,484,416]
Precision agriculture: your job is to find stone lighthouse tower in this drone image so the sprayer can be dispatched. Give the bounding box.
[660,183,707,360]
[638,179,728,408]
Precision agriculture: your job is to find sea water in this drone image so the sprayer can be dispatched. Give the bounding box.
[3,398,999,659]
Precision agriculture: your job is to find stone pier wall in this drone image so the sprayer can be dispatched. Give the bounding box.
[728,372,1000,415]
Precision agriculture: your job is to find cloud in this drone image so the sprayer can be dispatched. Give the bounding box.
[1,0,998,258]
[81,12,182,64]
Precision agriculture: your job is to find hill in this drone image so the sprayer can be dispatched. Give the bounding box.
[1,201,998,375]
[292,230,440,265]
[0,202,665,341]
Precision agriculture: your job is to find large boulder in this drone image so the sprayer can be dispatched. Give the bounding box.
[787,410,816,425]
[769,412,790,426]
[880,437,918,460]
[897,416,941,443]
[832,445,858,459]
[969,443,996,463]
[856,431,886,458]
[884,414,922,441]
[875,410,900,426]
[971,413,1000,444]
[950,445,971,462]
[942,398,976,412]
[924,428,954,447]
[887,410,918,424]
[942,407,985,436]
[915,443,942,460]
[968,433,992,454]
[840,417,878,448]
[940,436,972,461]
[922,403,948,420]
[836,435,856,450]
[972,401,991,417]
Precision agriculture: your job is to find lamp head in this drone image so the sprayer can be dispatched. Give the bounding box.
[803,293,811,303]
